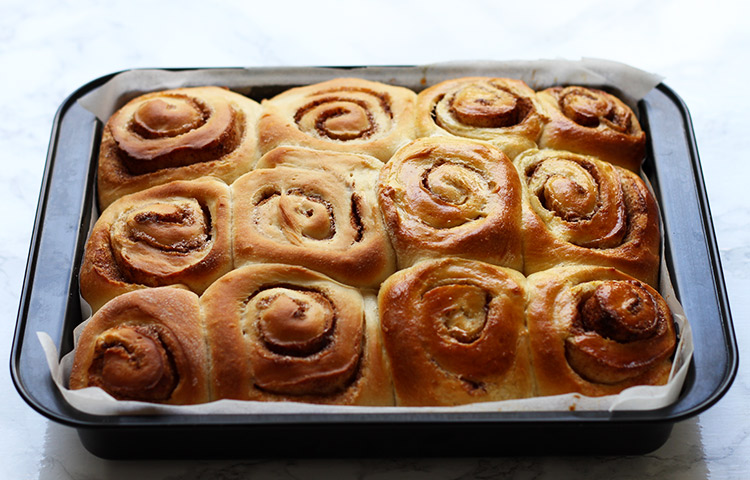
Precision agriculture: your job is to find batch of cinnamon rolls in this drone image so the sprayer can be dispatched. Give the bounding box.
[69,76,678,407]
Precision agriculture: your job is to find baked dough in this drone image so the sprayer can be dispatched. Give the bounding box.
[416,77,544,159]
[526,266,676,397]
[378,137,523,270]
[202,264,393,405]
[515,148,660,286]
[73,77,677,408]
[97,86,261,209]
[79,177,233,312]
[378,257,532,406]
[231,146,396,287]
[537,86,646,171]
[258,77,417,161]
[69,287,210,404]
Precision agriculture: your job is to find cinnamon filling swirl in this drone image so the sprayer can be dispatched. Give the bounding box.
[88,324,179,402]
[294,88,393,142]
[112,93,244,175]
[110,198,213,285]
[565,280,676,385]
[243,285,362,396]
[558,86,634,133]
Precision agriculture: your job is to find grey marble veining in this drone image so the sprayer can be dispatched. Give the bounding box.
[2,0,749,478]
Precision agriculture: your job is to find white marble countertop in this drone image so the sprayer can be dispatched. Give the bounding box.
[2,0,748,478]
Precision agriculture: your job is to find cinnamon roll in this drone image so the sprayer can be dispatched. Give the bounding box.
[515,149,660,286]
[257,77,417,161]
[79,177,233,312]
[69,287,210,404]
[378,257,532,406]
[526,266,677,397]
[232,146,396,288]
[202,264,392,405]
[98,86,261,209]
[416,77,544,159]
[378,137,523,270]
[537,86,646,172]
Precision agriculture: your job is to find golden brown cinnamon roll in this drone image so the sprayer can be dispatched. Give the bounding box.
[416,77,544,159]
[537,86,646,171]
[232,146,396,288]
[378,257,532,406]
[202,264,392,405]
[526,266,677,397]
[98,86,261,209]
[79,177,233,312]
[515,149,660,286]
[378,137,523,270]
[257,77,417,161]
[69,288,210,404]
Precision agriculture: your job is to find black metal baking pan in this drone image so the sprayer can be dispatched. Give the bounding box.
[11,66,739,459]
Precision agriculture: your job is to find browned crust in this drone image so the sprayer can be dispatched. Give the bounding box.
[257,78,417,162]
[69,287,210,405]
[537,86,646,172]
[79,177,233,312]
[378,137,523,270]
[378,257,532,406]
[526,266,676,397]
[231,146,396,287]
[201,264,393,405]
[516,149,660,286]
[97,86,261,209]
[416,77,544,159]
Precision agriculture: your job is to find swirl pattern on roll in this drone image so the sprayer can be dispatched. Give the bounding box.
[258,78,417,161]
[378,257,532,406]
[515,149,660,286]
[79,177,233,312]
[416,77,544,159]
[202,264,392,405]
[98,86,261,209]
[232,146,396,287]
[378,137,523,270]
[537,86,646,171]
[69,288,210,404]
[526,266,676,397]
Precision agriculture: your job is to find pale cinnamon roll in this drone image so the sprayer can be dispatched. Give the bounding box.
[416,77,544,159]
[526,266,677,397]
[98,86,261,209]
[232,146,396,288]
[515,149,660,286]
[79,177,233,312]
[378,137,523,270]
[202,264,392,405]
[378,257,532,406]
[69,287,210,404]
[537,86,646,172]
[257,77,417,161]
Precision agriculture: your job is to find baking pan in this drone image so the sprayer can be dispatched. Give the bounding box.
[11,65,738,458]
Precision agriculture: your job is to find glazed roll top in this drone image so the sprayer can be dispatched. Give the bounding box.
[527,266,677,397]
[537,86,646,172]
[202,264,393,405]
[79,177,233,312]
[515,149,660,286]
[379,257,532,406]
[98,86,261,209]
[378,137,523,270]
[258,77,417,161]
[416,77,544,159]
[231,146,396,287]
[69,288,210,404]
